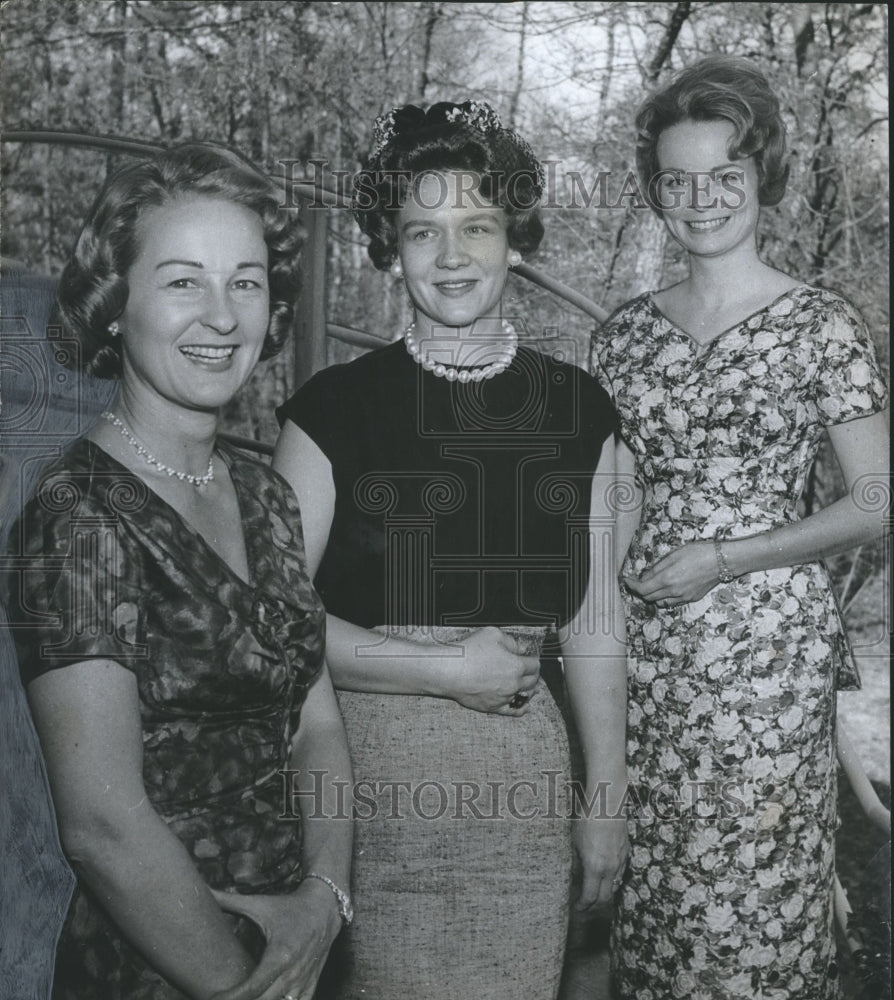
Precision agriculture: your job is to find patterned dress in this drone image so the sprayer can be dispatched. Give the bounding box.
[592,285,888,1000]
[4,439,326,999]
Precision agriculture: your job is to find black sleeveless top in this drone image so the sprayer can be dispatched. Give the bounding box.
[277,340,617,629]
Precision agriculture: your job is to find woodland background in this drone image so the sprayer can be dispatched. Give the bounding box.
[0,3,890,997]
[2,1,889,429]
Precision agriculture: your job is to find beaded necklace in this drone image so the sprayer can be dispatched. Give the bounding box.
[101,411,215,488]
[404,319,518,382]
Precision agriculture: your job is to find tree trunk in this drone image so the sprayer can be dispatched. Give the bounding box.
[645,1,691,84]
[593,7,616,137]
[108,0,128,132]
[634,215,667,292]
[259,4,271,166]
[40,4,55,270]
[506,2,529,129]
[419,2,443,101]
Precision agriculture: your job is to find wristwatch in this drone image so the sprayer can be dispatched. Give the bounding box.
[303,871,354,926]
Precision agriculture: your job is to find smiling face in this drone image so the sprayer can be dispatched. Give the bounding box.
[118,196,270,413]
[655,118,760,260]
[396,170,514,335]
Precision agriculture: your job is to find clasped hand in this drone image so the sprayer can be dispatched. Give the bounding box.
[208,879,342,1000]
[623,540,720,607]
[451,625,540,716]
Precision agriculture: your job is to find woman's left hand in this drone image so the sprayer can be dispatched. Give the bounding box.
[574,815,629,909]
[623,540,720,607]
[208,881,342,1000]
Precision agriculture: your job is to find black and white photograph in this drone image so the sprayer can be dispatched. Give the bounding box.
[1,3,889,999]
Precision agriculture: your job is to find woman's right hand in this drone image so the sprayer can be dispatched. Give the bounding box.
[449,626,540,715]
[208,880,342,1000]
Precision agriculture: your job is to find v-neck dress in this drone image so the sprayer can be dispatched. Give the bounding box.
[592,285,888,1000]
[4,439,326,999]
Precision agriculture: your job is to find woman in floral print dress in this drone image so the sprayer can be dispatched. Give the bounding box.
[593,58,889,1000]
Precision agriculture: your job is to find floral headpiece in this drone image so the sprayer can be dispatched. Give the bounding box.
[373,100,502,154]
[370,100,545,198]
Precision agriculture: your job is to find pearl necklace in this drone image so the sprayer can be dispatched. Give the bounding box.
[404,319,518,382]
[101,411,215,488]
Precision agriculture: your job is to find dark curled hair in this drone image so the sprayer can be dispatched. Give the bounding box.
[635,56,789,215]
[352,101,545,271]
[56,141,303,378]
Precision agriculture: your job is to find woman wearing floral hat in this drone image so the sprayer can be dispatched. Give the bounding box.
[274,101,628,1000]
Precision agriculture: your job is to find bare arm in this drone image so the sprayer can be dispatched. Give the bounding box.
[626,410,890,604]
[613,438,642,575]
[272,421,334,580]
[723,410,890,574]
[28,660,253,999]
[559,444,629,907]
[272,422,539,714]
[290,661,353,888]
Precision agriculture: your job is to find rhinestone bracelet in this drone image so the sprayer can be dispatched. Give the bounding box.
[303,872,354,926]
[713,529,735,584]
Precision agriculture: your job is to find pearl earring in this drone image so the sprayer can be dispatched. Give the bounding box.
[108,321,120,336]
[508,251,522,267]
[390,261,403,278]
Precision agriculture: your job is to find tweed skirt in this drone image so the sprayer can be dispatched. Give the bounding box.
[321,625,573,1000]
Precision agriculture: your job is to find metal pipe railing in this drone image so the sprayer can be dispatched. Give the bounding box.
[2,129,166,157]
[512,261,609,324]
[0,129,349,207]
[326,323,393,351]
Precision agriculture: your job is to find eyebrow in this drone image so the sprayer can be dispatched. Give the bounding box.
[399,212,500,232]
[154,259,266,270]
[399,219,433,233]
[664,163,745,173]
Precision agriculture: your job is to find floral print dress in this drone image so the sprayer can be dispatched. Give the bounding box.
[592,285,888,1000]
[5,439,326,999]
